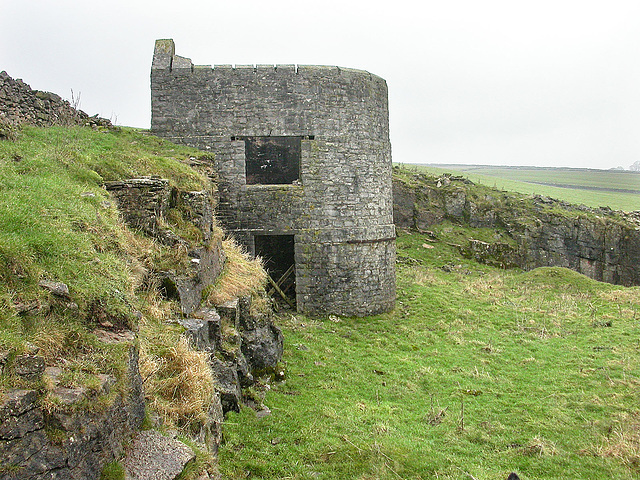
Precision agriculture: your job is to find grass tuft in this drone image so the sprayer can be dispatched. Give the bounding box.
[205,238,266,306]
[100,461,125,480]
[139,322,215,429]
[598,413,640,469]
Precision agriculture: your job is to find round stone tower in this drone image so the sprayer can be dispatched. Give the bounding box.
[151,39,395,316]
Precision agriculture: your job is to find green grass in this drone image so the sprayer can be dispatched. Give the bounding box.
[0,125,210,393]
[219,229,640,480]
[100,461,125,480]
[4,125,639,477]
[396,164,640,212]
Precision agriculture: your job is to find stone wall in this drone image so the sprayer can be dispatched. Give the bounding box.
[393,171,640,286]
[0,71,111,129]
[150,39,396,317]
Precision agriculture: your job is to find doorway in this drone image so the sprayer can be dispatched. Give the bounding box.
[254,235,296,307]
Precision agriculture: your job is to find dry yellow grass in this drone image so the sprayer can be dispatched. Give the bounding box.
[597,413,640,468]
[600,288,640,305]
[462,273,504,299]
[206,238,266,306]
[140,329,215,428]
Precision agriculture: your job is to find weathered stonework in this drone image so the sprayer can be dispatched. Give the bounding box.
[151,39,396,316]
[104,177,226,316]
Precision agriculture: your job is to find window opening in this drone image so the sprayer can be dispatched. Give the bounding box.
[244,136,301,185]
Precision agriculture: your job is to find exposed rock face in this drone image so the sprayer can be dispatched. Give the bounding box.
[0,348,144,480]
[104,177,226,316]
[516,208,640,285]
[208,297,283,415]
[106,174,283,430]
[0,70,112,129]
[238,298,284,373]
[393,171,640,286]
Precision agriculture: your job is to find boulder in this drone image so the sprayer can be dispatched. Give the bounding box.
[123,430,195,480]
[241,323,283,373]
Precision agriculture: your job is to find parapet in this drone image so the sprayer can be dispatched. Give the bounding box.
[151,39,382,83]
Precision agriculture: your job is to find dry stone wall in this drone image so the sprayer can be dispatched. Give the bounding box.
[151,39,396,317]
[0,70,111,129]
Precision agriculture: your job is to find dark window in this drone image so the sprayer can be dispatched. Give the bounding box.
[244,136,301,185]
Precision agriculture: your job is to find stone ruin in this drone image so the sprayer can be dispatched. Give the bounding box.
[151,39,396,317]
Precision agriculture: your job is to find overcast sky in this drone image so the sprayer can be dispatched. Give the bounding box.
[2,0,639,170]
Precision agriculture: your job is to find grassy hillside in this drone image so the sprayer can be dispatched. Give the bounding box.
[219,226,640,480]
[3,126,639,479]
[397,164,640,212]
[0,125,263,435]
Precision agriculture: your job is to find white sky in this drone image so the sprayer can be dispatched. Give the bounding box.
[2,0,639,169]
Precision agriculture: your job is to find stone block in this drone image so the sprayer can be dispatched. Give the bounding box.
[124,430,195,480]
[217,298,239,328]
[0,389,39,423]
[209,357,241,414]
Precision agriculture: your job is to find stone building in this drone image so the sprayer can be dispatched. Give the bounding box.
[151,39,395,316]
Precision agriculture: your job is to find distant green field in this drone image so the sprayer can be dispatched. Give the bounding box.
[396,164,640,212]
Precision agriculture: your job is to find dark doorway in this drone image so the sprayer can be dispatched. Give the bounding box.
[254,235,296,305]
[244,136,301,185]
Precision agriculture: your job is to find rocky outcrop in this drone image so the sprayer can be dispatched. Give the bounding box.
[238,297,284,373]
[1,176,281,479]
[193,298,283,415]
[0,174,283,478]
[0,70,112,130]
[104,177,226,316]
[107,174,282,435]
[515,206,640,285]
[393,170,640,286]
[0,347,144,480]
